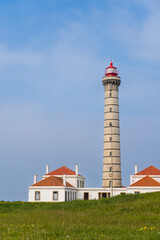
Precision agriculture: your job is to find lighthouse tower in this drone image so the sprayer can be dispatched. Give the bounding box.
[102,62,122,188]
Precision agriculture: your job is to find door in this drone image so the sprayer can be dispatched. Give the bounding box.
[84,192,89,200]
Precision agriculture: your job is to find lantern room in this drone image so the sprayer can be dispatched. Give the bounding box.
[105,62,118,76]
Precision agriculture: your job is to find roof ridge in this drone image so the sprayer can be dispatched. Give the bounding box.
[136,165,160,175]
[51,175,63,185]
[64,166,75,174]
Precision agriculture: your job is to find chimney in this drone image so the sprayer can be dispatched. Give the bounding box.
[46,165,49,174]
[135,165,138,174]
[34,174,37,184]
[76,164,78,175]
[63,174,66,186]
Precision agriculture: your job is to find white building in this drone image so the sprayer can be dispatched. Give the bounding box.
[127,165,160,194]
[28,164,160,202]
[28,62,160,202]
[28,165,126,202]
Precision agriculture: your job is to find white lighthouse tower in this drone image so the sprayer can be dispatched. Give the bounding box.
[102,62,122,189]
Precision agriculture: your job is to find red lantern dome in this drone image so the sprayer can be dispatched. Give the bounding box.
[105,62,118,76]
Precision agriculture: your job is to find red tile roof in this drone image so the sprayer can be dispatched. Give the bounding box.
[32,176,74,187]
[130,176,160,187]
[47,166,82,176]
[135,165,160,175]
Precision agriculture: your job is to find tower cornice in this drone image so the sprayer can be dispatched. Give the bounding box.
[102,76,121,86]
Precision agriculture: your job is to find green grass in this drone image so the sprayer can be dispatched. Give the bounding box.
[0,192,160,239]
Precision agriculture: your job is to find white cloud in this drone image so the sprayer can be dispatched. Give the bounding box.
[0,44,44,67]
[107,1,160,62]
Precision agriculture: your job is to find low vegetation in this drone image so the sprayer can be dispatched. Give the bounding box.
[0,192,160,239]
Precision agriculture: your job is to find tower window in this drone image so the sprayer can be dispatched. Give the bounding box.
[109,122,112,126]
[109,82,112,90]
[110,108,112,112]
[110,93,112,97]
[110,137,112,141]
[110,152,112,156]
[109,167,112,172]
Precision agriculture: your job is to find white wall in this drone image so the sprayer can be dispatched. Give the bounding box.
[127,187,160,194]
[77,188,127,200]
[29,187,66,202]
[65,176,85,188]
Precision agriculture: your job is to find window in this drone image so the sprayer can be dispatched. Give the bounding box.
[70,191,71,201]
[53,191,58,200]
[72,191,74,200]
[65,191,67,201]
[110,93,112,97]
[109,122,112,126]
[110,152,112,156]
[82,181,84,188]
[75,192,77,200]
[109,181,112,188]
[109,167,112,172]
[35,191,40,200]
[109,82,112,90]
[98,193,101,199]
[110,108,112,112]
[98,192,111,199]
[68,191,69,201]
[102,193,107,198]
[134,191,140,194]
[120,193,126,195]
[110,137,112,142]
[77,180,79,188]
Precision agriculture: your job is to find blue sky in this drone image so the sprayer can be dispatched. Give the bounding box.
[0,0,160,200]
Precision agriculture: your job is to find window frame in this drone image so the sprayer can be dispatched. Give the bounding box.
[53,191,58,201]
[98,192,111,199]
[35,191,40,201]
[77,179,79,188]
[109,181,112,188]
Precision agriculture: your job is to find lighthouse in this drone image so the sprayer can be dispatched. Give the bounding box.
[102,62,122,189]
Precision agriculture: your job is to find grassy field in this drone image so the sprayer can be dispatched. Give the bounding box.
[0,192,160,240]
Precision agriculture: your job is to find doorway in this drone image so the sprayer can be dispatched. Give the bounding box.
[84,192,89,200]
